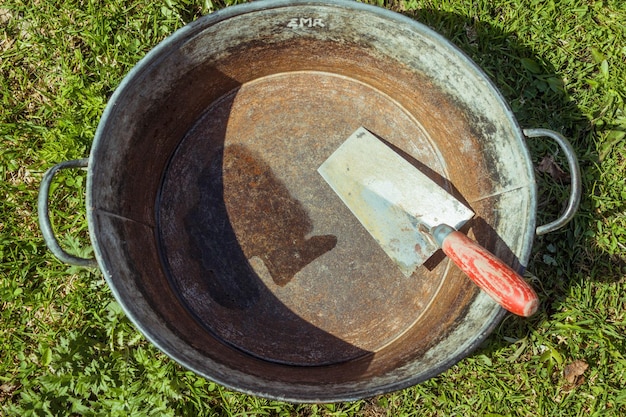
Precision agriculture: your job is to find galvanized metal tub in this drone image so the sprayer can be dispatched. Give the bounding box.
[38,0,581,402]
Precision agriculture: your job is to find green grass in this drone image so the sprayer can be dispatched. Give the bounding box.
[1,0,625,415]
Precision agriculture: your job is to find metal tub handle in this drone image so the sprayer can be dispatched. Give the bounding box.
[523,128,582,235]
[37,158,98,267]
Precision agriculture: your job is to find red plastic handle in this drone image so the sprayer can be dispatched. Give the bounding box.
[433,225,539,317]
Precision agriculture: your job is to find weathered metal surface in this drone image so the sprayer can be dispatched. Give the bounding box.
[157,72,446,366]
[523,128,582,235]
[38,159,98,268]
[318,127,475,277]
[77,0,565,403]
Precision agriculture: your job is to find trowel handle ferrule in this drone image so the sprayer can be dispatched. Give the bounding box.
[431,224,457,247]
[431,224,539,317]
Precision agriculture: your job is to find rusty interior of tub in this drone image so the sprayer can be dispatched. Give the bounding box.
[88,3,535,399]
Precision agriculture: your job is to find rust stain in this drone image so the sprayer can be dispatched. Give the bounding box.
[222,144,337,286]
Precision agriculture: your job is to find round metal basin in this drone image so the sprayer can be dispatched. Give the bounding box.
[86,0,540,402]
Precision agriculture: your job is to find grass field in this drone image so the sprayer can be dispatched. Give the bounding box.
[1,0,626,415]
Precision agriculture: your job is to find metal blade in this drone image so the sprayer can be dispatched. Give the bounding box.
[318,127,474,277]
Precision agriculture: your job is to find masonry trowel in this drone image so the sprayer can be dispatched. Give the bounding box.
[318,127,539,317]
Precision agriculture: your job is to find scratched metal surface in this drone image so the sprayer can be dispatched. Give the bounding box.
[87,0,537,402]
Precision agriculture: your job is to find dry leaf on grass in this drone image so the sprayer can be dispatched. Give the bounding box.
[537,155,570,182]
[563,359,588,388]
[0,383,19,401]
[464,23,478,46]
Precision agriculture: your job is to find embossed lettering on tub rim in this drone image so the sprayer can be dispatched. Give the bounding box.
[287,17,325,29]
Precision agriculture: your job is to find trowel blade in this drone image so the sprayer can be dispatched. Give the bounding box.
[318,127,474,277]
